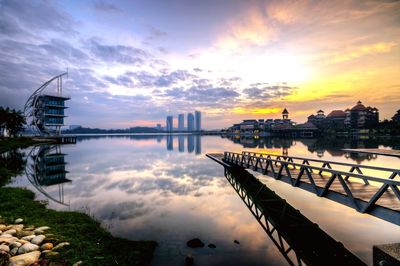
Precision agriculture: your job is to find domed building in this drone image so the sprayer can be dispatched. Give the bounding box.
[345,101,379,128]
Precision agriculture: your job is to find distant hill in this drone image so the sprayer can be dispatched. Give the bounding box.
[62,126,162,134]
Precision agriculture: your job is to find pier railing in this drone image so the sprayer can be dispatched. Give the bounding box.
[223,166,365,266]
[222,151,400,224]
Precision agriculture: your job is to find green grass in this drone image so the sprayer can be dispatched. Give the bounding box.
[0,187,157,265]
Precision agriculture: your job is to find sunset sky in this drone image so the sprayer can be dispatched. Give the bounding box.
[0,0,399,129]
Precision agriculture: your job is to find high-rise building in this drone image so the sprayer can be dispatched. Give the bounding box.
[178,114,185,131]
[187,113,194,131]
[166,116,173,132]
[195,111,201,131]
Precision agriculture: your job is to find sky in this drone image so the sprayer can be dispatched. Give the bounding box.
[0,0,399,129]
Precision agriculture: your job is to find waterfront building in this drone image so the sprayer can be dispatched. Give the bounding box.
[307,110,325,127]
[393,109,400,122]
[166,116,173,132]
[178,114,185,131]
[156,124,162,131]
[347,101,379,128]
[324,110,346,128]
[24,72,70,136]
[195,111,201,131]
[240,119,258,132]
[187,113,194,131]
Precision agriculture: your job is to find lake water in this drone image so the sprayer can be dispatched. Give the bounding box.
[9,135,400,265]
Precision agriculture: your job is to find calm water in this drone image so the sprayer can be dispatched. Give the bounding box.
[9,135,400,265]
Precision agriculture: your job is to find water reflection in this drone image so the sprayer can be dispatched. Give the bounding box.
[223,135,399,163]
[10,135,400,265]
[25,145,70,205]
[0,149,26,186]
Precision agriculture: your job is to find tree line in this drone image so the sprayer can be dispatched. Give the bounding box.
[0,107,26,137]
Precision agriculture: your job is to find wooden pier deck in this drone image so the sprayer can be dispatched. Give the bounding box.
[207,152,400,225]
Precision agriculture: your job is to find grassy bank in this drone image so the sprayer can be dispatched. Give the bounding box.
[0,187,157,265]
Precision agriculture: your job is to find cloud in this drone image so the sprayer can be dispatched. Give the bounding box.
[0,0,77,37]
[89,39,149,65]
[93,1,122,13]
[325,42,398,64]
[216,7,277,51]
[243,85,297,100]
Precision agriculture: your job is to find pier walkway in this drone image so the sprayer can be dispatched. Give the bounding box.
[207,151,400,225]
[222,165,365,265]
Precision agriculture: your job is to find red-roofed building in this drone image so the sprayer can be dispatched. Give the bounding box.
[325,110,346,128]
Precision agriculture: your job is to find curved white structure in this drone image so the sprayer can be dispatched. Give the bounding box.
[24,72,69,135]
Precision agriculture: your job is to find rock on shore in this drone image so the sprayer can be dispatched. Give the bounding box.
[0,218,70,266]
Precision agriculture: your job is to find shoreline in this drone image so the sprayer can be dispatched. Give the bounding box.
[0,137,157,265]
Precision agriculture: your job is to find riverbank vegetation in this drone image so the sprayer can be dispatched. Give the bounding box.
[0,187,157,265]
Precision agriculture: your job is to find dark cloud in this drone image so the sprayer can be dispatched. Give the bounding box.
[164,85,240,105]
[243,85,296,100]
[93,1,122,13]
[90,40,149,65]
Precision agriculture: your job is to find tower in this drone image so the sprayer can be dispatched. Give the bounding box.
[195,110,201,131]
[166,116,173,132]
[282,108,289,120]
[187,113,194,131]
[178,114,184,131]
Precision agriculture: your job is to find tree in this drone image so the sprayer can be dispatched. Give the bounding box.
[0,107,26,137]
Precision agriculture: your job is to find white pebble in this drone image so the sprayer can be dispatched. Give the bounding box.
[31,235,46,245]
[14,218,23,224]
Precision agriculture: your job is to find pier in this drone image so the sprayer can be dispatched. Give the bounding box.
[221,165,365,265]
[207,151,400,225]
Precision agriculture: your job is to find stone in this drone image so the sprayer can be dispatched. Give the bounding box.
[0,245,9,253]
[44,251,59,259]
[208,243,216,248]
[0,236,18,244]
[185,254,194,266]
[234,240,240,245]
[21,235,35,241]
[0,225,6,231]
[72,261,83,266]
[0,251,10,266]
[18,243,39,254]
[0,234,13,238]
[8,225,24,232]
[17,231,35,238]
[186,238,204,248]
[3,229,16,236]
[34,227,50,234]
[40,243,53,251]
[14,219,23,224]
[16,240,28,245]
[10,242,22,250]
[52,242,70,251]
[31,235,46,245]
[8,251,41,266]
[10,248,18,256]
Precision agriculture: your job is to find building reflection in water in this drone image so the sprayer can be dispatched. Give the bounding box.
[25,145,70,205]
[178,135,184,152]
[187,135,194,153]
[223,135,390,163]
[167,135,173,151]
